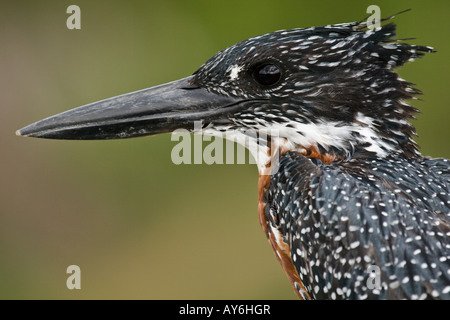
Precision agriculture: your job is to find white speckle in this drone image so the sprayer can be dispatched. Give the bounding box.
[331,40,347,50]
[354,112,395,156]
[316,61,341,67]
[228,64,242,81]
[389,281,400,289]
[350,241,360,249]
[431,290,440,297]
[382,44,397,50]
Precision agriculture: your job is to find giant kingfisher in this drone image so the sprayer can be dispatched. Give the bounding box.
[17,14,450,299]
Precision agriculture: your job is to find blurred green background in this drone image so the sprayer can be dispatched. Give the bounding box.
[1,0,449,299]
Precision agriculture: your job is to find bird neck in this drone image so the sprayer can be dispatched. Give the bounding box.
[268,109,421,166]
[254,120,421,175]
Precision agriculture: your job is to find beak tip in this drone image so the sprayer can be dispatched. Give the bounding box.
[16,125,39,138]
[16,128,25,137]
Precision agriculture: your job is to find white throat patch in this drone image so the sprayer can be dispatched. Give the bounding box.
[195,111,397,174]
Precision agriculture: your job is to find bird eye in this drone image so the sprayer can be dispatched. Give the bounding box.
[253,64,281,86]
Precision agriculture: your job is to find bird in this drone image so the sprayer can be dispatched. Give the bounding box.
[17,13,450,300]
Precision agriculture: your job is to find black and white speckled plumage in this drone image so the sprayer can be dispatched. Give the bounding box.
[265,152,450,299]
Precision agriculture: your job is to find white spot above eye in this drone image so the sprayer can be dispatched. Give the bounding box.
[228,64,242,81]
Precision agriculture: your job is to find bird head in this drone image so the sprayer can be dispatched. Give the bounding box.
[17,17,433,172]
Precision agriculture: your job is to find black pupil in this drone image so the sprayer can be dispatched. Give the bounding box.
[254,64,281,86]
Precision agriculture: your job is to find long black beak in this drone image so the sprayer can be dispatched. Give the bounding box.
[16,76,243,140]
